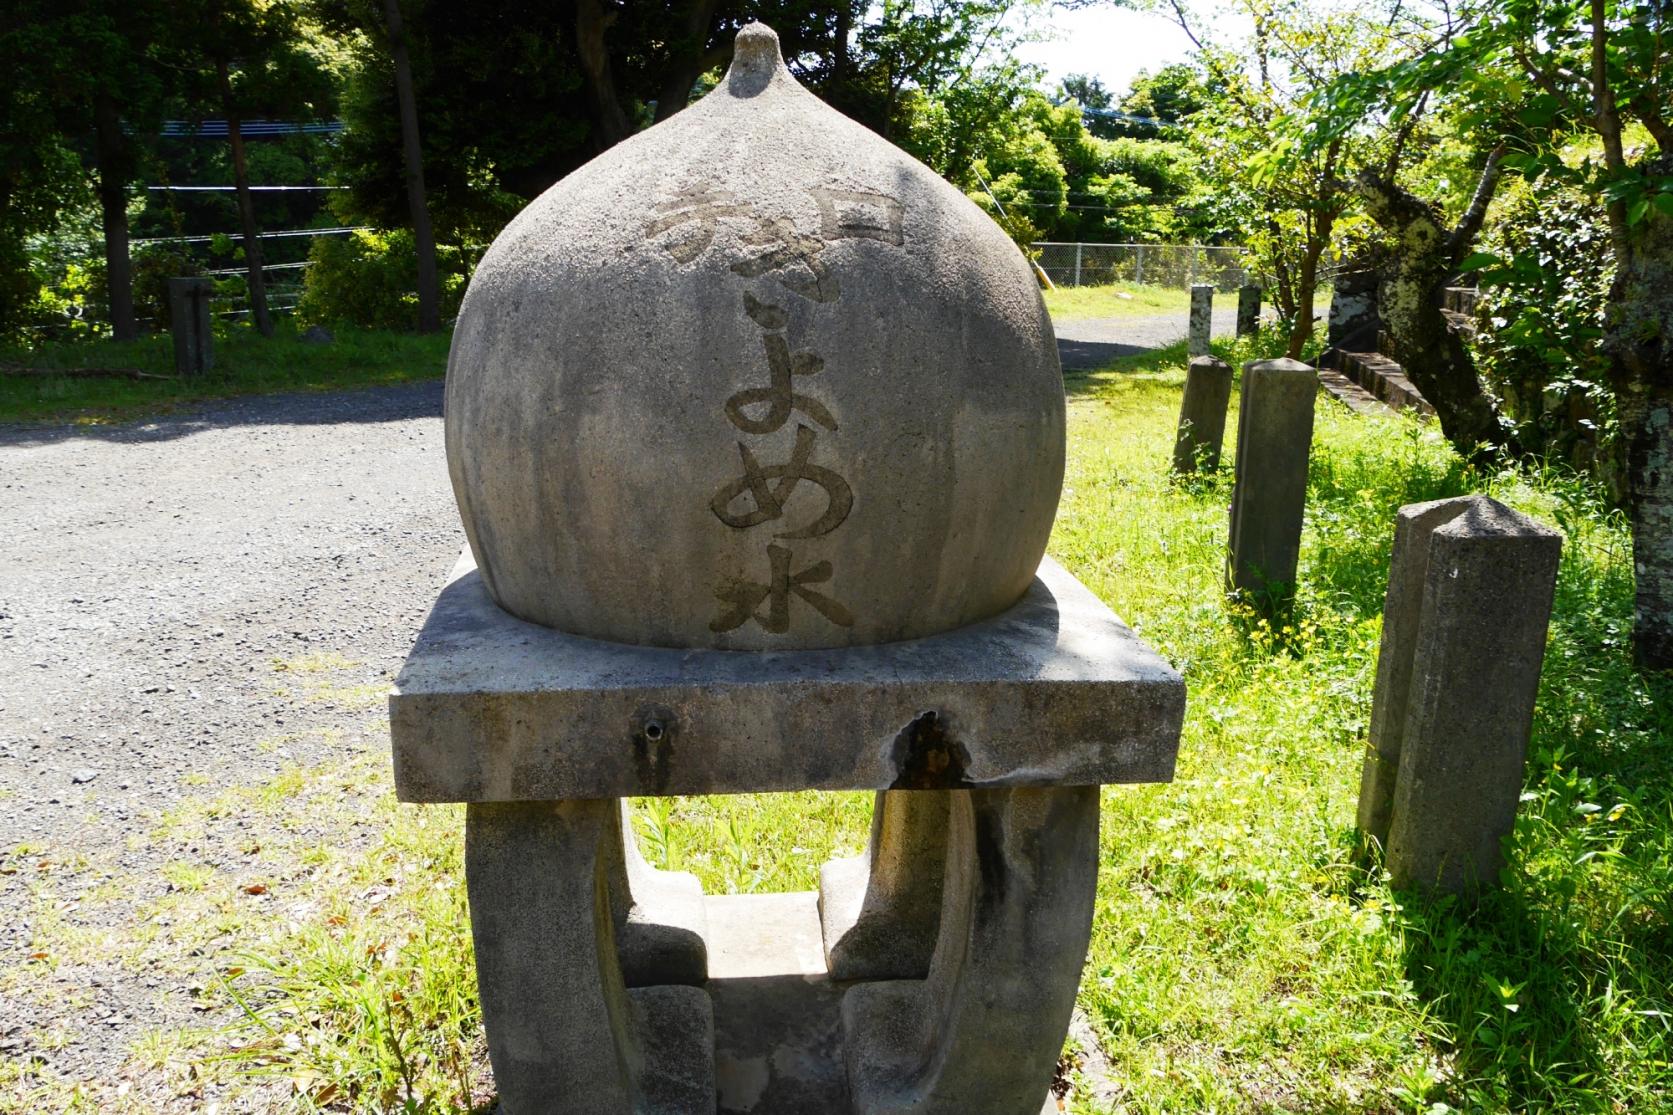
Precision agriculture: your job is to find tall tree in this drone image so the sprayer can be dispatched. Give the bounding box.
[214,49,273,337]
[5,1,179,340]
[1300,1,1537,459]
[382,0,440,332]
[1158,0,1395,358]
[1352,148,1515,458]
[182,0,334,337]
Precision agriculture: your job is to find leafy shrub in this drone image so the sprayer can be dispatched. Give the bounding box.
[1469,182,1622,498]
[296,229,477,331]
[131,243,202,331]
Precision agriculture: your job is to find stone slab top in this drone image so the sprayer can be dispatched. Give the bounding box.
[388,548,1185,802]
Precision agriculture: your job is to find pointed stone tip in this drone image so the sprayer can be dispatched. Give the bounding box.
[735,21,779,58]
[726,22,785,95]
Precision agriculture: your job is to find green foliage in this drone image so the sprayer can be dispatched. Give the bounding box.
[296,229,474,331]
[1469,182,1622,493]
[1112,63,1218,140]
[905,80,1213,247]
[130,244,204,331]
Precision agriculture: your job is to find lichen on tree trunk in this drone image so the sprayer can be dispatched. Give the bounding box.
[1603,154,1673,670]
[1356,160,1514,463]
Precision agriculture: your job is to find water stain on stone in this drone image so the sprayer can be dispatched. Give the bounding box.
[889,711,972,790]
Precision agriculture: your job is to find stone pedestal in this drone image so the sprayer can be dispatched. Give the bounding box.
[1236,284,1262,336]
[391,549,1184,1114]
[166,277,214,377]
[1188,283,1214,356]
[1172,355,1233,475]
[1356,496,1561,897]
[1226,358,1318,615]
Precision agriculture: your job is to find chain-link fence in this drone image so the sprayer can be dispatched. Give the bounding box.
[1032,242,1251,290]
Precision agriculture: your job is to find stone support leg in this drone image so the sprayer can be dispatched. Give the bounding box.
[465,800,715,1115]
[819,789,948,981]
[607,800,710,986]
[841,786,1099,1114]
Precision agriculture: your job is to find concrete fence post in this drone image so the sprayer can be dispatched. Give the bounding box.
[1236,284,1262,336]
[167,277,215,378]
[1357,496,1561,897]
[1226,358,1317,616]
[1172,355,1233,475]
[1188,283,1214,357]
[1073,243,1083,287]
[1134,244,1146,285]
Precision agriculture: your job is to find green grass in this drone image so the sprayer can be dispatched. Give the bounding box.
[7,337,1670,1113]
[1043,281,1193,322]
[0,322,451,424]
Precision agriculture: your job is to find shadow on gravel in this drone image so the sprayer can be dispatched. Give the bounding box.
[1057,338,1154,371]
[0,378,445,448]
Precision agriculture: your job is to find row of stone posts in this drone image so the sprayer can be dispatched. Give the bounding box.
[1186,282,1264,357]
[1170,353,1563,899]
[1173,351,1318,616]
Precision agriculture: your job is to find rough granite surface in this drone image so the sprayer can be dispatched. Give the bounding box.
[445,24,1065,651]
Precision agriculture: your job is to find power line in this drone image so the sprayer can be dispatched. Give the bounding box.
[159,120,344,137]
[140,185,348,192]
[130,225,371,246]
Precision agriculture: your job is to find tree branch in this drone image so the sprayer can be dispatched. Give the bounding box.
[1590,0,1632,262]
[1385,89,1430,180]
[1447,144,1506,259]
[1630,90,1673,150]
[1513,45,1588,118]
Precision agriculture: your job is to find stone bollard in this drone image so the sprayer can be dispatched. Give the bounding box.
[1236,284,1262,336]
[1356,496,1561,897]
[166,277,215,377]
[1172,355,1233,475]
[1187,283,1214,356]
[1226,358,1317,615]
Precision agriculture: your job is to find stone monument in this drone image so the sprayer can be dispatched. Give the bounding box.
[1356,495,1561,897]
[391,24,1185,1114]
[1172,355,1233,475]
[1226,358,1318,615]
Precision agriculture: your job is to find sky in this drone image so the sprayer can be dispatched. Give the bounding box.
[1009,4,1250,99]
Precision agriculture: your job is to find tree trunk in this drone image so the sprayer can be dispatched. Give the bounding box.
[1617,386,1673,669]
[92,93,137,342]
[652,0,721,122]
[384,0,441,333]
[217,58,272,338]
[1357,169,1514,462]
[833,2,853,85]
[572,0,633,150]
[1286,231,1324,359]
[1604,154,1673,669]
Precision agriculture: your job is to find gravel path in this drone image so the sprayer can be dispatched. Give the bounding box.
[1053,306,1240,370]
[0,381,464,1094]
